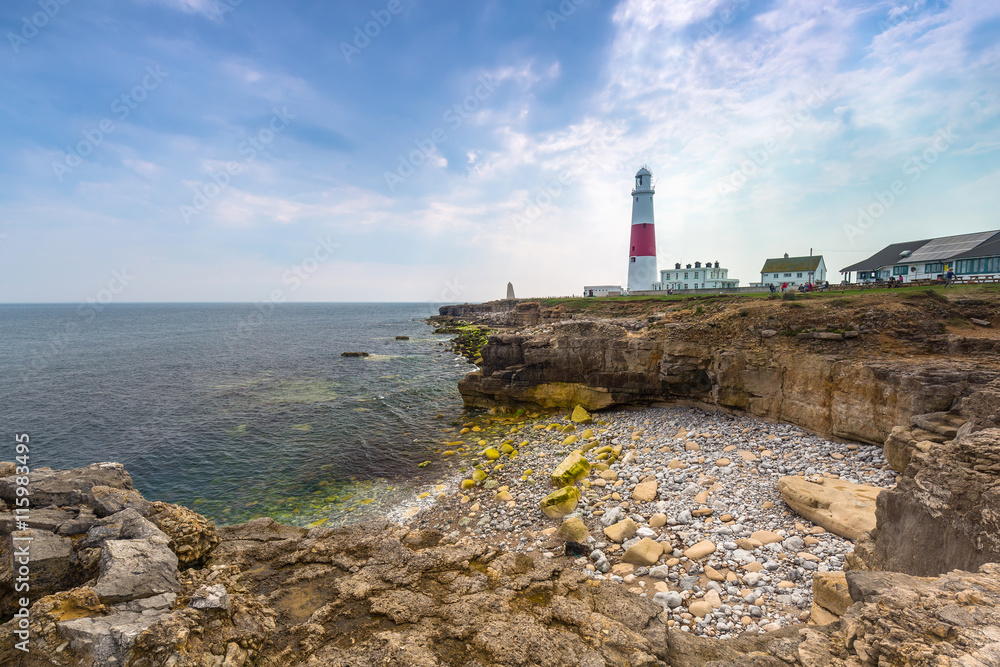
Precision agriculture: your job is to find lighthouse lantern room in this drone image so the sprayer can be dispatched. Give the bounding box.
[627,166,657,292]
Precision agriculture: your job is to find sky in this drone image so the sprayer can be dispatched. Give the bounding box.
[1,0,998,303]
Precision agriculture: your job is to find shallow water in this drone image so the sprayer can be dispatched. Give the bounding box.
[0,303,469,525]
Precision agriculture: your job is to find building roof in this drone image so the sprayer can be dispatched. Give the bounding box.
[635,166,651,176]
[948,231,1000,260]
[839,230,1000,272]
[840,240,931,273]
[760,255,824,273]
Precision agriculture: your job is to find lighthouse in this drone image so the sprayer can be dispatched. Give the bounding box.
[627,166,657,292]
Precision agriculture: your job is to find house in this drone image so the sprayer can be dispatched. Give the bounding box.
[759,253,826,286]
[840,230,1000,282]
[584,285,623,297]
[656,261,740,291]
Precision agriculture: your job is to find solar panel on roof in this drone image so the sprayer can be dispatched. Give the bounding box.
[905,231,996,262]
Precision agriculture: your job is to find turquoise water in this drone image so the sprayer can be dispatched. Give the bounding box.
[0,303,469,525]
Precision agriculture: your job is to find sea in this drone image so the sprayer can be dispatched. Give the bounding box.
[0,303,472,527]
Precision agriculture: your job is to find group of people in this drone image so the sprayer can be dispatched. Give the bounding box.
[767,281,830,294]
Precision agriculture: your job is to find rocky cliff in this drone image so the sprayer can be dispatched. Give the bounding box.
[440,291,1000,468]
[4,462,1000,666]
[851,427,1000,576]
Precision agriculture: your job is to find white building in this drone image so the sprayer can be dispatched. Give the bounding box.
[840,230,1000,283]
[656,261,739,290]
[759,253,827,286]
[583,285,623,297]
[627,167,658,292]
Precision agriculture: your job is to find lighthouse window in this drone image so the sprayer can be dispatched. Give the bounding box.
[631,257,635,263]
[642,223,646,228]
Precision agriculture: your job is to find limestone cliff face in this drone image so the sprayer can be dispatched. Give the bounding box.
[458,318,995,448]
[852,428,1000,576]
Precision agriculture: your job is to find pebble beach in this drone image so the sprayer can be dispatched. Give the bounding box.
[407,404,896,638]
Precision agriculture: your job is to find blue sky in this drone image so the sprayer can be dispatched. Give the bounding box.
[1,0,998,303]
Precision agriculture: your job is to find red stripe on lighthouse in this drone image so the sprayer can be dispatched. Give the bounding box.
[629,223,656,257]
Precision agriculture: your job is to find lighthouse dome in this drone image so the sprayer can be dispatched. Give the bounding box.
[633,165,654,193]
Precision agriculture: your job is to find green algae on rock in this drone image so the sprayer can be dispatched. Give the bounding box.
[539,485,580,519]
[550,450,590,488]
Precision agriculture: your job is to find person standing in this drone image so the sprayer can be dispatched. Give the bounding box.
[781,282,787,293]
[945,267,955,287]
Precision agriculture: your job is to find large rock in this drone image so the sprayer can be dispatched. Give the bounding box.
[621,537,663,566]
[538,486,580,519]
[811,571,850,621]
[852,428,1000,576]
[554,517,589,542]
[631,477,658,503]
[89,485,152,517]
[682,540,716,560]
[570,405,593,424]
[148,501,219,567]
[777,475,885,540]
[57,593,177,667]
[0,462,133,509]
[92,539,180,603]
[82,508,170,548]
[550,450,590,488]
[603,517,637,543]
[0,529,73,615]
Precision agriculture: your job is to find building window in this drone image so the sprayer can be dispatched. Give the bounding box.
[925,263,943,273]
[796,272,803,278]
[893,265,909,275]
[684,284,688,289]
[956,257,1000,275]
[773,273,779,278]
[684,272,688,278]
[694,272,699,279]
[784,273,791,277]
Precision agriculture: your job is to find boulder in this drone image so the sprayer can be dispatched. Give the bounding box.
[0,508,76,533]
[571,405,593,424]
[811,571,850,618]
[777,475,884,540]
[603,518,637,544]
[82,508,170,548]
[539,486,580,519]
[682,540,716,560]
[0,529,73,615]
[621,538,663,566]
[554,517,589,542]
[631,478,658,503]
[92,539,180,603]
[550,450,590,488]
[89,485,152,518]
[0,462,133,509]
[57,593,176,667]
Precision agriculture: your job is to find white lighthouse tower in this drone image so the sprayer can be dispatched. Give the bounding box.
[627,166,657,292]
